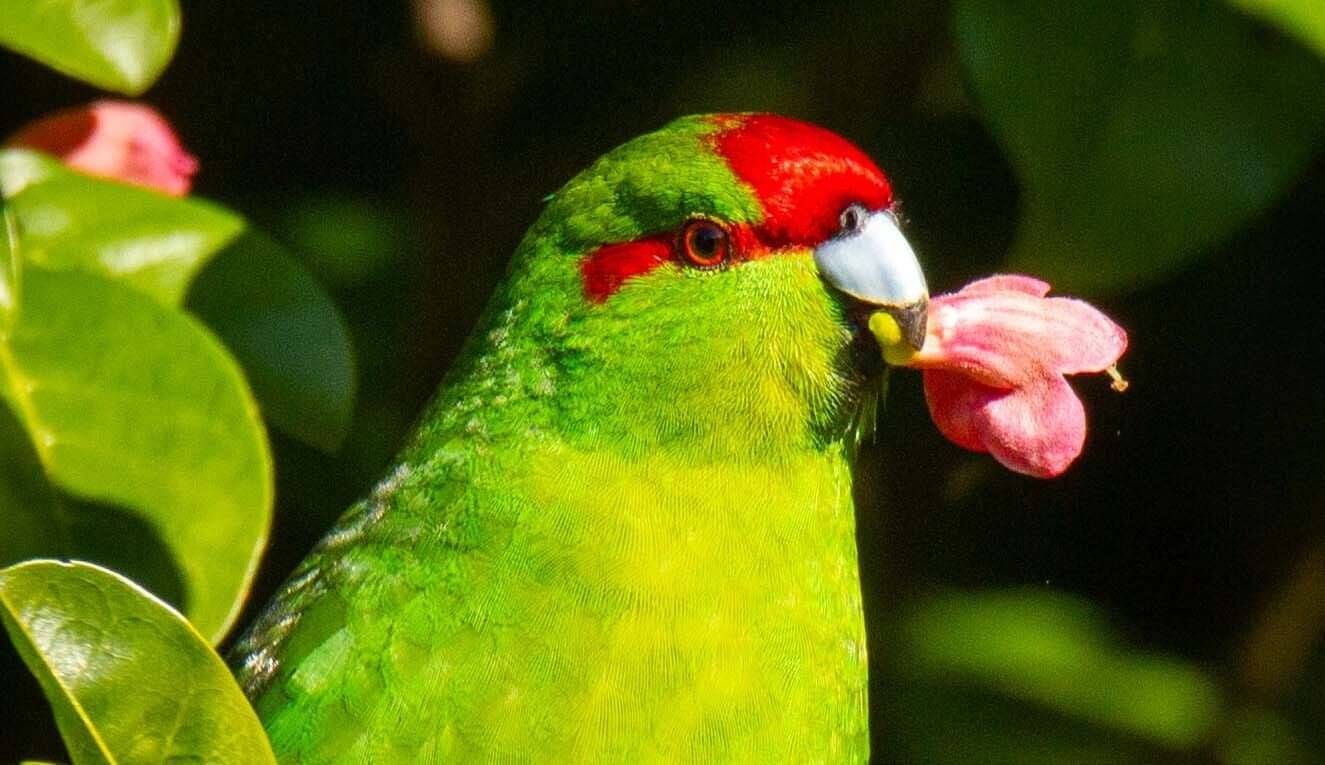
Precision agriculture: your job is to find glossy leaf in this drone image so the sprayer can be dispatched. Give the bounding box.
[1229,0,1325,59]
[2,149,358,451]
[955,0,1325,292]
[0,560,277,764]
[188,231,357,452]
[0,265,272,642]
[0,400,190,624]
[0,404,61,567]
[0,150,244,306]
[1,204,17,323]
[0,0,180,94]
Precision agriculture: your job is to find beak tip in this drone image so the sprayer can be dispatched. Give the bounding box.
[888,299,928,352]
[905,314,927,350]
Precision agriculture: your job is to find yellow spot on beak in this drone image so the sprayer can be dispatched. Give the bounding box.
[868,311,917,367]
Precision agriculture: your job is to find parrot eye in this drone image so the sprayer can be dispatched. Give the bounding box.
[678,219,731,268]
[838,203,869,236]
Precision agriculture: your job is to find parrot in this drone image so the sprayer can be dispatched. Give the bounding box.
[230,112,930,763]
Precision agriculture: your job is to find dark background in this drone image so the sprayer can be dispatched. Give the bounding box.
[4,1,1324,761]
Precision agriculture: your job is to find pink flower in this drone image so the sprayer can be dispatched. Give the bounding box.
[881,275,1128,478]
[6,100,198,196]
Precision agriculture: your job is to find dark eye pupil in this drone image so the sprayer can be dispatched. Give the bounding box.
[692,226,721,255]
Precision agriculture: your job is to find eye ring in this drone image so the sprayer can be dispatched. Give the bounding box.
[678,219,731,268]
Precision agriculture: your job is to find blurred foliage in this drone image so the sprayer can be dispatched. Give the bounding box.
[188,232,357,453]
[3,0,1325,762]
[1231,0,1325,57]
[878,589,1316,764]
[894,590,1220,748]
[0,0,180,94]
[958,0,1325,292]
[0,560,276,764]
[277,196,413,289]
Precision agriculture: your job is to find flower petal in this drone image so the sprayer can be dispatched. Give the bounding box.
[918,369,993,452]
[908,287,1127,387]
[7,101,197,196]
[923,370,1087,478]
[954,273,1050,297]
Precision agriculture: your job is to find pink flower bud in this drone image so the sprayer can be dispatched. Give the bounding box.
[6,100,198,196]
[891,275,1128,478]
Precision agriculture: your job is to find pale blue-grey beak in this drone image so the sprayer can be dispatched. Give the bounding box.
[814,209,929,349]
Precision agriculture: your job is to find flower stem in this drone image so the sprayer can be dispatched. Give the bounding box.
[1106,365,1129,393]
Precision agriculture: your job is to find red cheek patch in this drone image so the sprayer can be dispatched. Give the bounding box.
[581,233,674,303]
[580,225,773,303]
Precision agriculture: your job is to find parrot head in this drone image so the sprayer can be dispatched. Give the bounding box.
[466,113,927,461]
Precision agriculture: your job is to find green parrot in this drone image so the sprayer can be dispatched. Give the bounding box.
[231,113,930,762]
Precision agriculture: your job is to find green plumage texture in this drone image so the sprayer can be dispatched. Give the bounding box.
[232,115,873,762]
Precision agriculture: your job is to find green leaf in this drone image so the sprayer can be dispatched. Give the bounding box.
[0,402,62,565]
[0,560,277,765]
[894,589,1221,748]
[2,150,358,451]
[955,0,1325,292]
[0,150,245,305]
[1229,0,1325,59]
[0,203,18,324]
[0,265,272,642]
[189,231,357,452]
[1217,706,1318,765]
[0,0,180,94]
[279,195,409,288]
[0,398,191,620]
